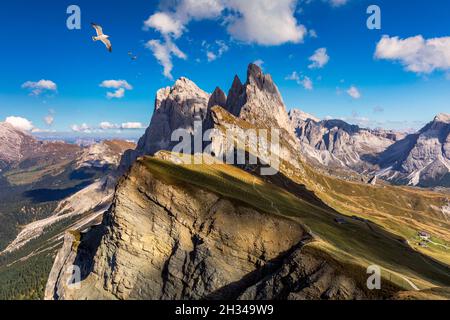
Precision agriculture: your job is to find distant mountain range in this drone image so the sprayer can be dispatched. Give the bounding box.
[289,110,450,188]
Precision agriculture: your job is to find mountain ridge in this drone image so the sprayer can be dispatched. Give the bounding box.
[46,63,450,301]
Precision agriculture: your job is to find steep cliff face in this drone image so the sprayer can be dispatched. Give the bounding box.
[46,156,387,300]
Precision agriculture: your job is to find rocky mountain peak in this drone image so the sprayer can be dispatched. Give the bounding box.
[172,77,201,92]
[434,113,450,124]
[0,122,37,170]
[119,76,210,170]
[208,86,227,109]
[246,63,281,101]
[289,109,320,124]
[224,63,294,138]
[225,75,246,116]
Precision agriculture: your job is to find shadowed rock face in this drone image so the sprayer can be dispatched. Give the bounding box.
[46,158,380,300]
[208,87,227,110]
[226,75,246,117]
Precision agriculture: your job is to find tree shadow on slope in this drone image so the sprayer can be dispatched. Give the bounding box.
[23,180,93,203]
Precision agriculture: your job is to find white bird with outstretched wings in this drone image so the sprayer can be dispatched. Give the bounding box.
[91,23,112,52]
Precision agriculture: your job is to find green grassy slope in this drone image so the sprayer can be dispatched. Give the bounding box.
[141,155,450,293]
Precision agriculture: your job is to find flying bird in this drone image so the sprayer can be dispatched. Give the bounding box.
[128,52,138,61]
[91,23,112,52]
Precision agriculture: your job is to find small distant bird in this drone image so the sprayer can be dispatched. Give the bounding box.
[91,23,112,52]
[128,51,138,61]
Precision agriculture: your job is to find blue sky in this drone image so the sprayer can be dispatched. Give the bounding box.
[0,0,449,137]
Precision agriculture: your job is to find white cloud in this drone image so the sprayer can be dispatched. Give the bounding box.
[144,12,184,38]
[5,116,34,131]
[144,0,307,77]
[225,0,307,46]
[308,47,329,69]
[346,116,370,127]
[98,121,145,130]
[44,115,54,126]
[175,0,225,21]
[100,80,133,99]
[253,59,264,67]
[121,122,144,129]
[308,29,318,38]
[301,76,313,90]
[375,35,450,74]
[329,0,349,7]
[286,71,301,82]
[206,51,217,62]
[205,40,229,62]
[285,71,313,90]
[30,128,55,133]
[22,79,57,96]
[100,80,133,90]
[346,86,361,99]
[146,38,187,79]
[71,123,91,133]
[106,88,125,99]
[99,121,118,130]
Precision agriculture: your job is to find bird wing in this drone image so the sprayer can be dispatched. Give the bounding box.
[91,23,104,36]
[101,38,112,52]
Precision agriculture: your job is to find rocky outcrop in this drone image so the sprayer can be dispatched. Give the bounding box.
[226,76,246,117]
[289,108,320,124]
[0,122,38,170]
[46,157,382,300]
[239,247,367,300]
[76,140,136,169]
[120,78,210,170]
[225,64,295,140]
[208,87,227,109]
